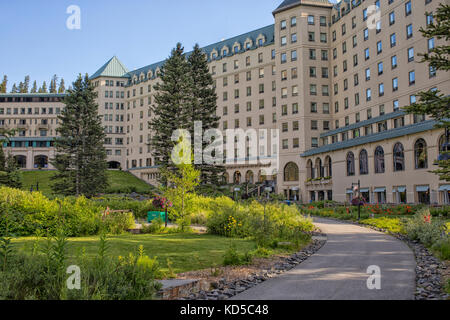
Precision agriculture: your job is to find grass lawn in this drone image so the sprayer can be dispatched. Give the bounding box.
[21,170,153,196]
[12,233,269,274]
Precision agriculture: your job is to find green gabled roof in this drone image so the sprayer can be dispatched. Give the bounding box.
[273,0,333,15]
[301,120,440,157]
[90,56,129,80]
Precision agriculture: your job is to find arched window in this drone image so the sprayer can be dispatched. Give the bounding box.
[245,171,254,184]
[374,146,385,173]
[222,173,229,184]
[14,155,27,169]
[415,139,428,169]
[359,149,369,175]
[284,162,299,182]
[325,156,332,177]
[347,152,355,176]
[315,158,323,178]
[393,143,405,171]
[233,171,242,184]
[307,160,314,179]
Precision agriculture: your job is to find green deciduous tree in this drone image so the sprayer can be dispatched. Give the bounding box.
[404,4,450,181]
[51,74,108,197]
[162,151,200,231]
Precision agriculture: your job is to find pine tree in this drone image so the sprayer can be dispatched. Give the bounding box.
[41,81,48,93]
[31,80,37,93]
[404,4,450,181]
[149,43,193,183]
[58,78,66,93]
[0,145,6,172]
[23,76,30,93]
[4,154,22,189]
[51,74,108,197]
[18,82,25,93]
[49,74,58,93]
[0,76,7,93]
[10,84,18,93]
[187,44,224,185]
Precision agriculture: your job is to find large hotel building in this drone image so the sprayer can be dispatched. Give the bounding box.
[1,0,449,204]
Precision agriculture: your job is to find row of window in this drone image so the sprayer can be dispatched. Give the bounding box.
[345,138,436,177]
[0,107,62,115]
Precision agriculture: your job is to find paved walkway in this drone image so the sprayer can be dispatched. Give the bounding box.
[231,218,416,300]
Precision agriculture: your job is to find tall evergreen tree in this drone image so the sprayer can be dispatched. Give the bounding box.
[0,76,7,93]
[31,80,37,93]
[10,84,18,93]
[404,4,450,181]
[0,145,6,172]
[58,78,66,93]
[149,43,193,183]
[23,76,30,93]
[18,82,25,93]
[49,74,58,93]
[51,74,108,197]
[41,81,48,93]
[187,44,224,184]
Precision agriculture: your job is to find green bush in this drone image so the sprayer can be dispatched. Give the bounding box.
[432,238,450,260]
[0,187,102,237]
[102,211,136,235]
[222,243,253,266]
[405,209,447,247]
[360,217,406,234]
[141,218,164,234]
[207,200,314,246]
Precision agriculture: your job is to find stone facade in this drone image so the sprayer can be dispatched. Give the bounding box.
[1,0,449,204]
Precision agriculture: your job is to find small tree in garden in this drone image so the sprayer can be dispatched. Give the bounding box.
[162,162,200,230]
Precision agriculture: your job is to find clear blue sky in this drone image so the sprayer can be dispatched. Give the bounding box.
[0,0,278,92]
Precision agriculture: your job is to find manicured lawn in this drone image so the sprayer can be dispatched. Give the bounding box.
[12,233,261,274]
[21,170,153,196]
[106,170,153,193]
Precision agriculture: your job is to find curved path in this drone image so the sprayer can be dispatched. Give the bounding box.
[231,218,416,300]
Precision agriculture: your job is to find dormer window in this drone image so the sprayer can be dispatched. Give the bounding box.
[234,46,239,53]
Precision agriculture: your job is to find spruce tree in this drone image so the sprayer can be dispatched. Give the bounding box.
[187,44,224,185]
[31,81,37,93]
[4,154,22,189]
[58,78,66,93]
[0,76,7,93]
[10,84,18,93]
[149,43,193,183]
[18,82,25,93]
[0,145,5,172]
[41,81,48,93]
[23,76,30,93]
[51,74,108,197]
[49,74,58,93]
[404,4,450,181]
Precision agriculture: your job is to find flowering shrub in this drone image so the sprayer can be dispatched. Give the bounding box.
[207,200,314,244]
[152,196,172,211]
[405,209,447,247]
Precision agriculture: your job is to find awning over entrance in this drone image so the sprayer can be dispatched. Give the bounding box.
[346,189,353,194]
[439,185,450,191]
[360,188,370,193]
[416,186,430,192]
[374,187,386,193]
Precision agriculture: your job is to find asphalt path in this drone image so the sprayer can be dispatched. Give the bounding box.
[231,217,416,300]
